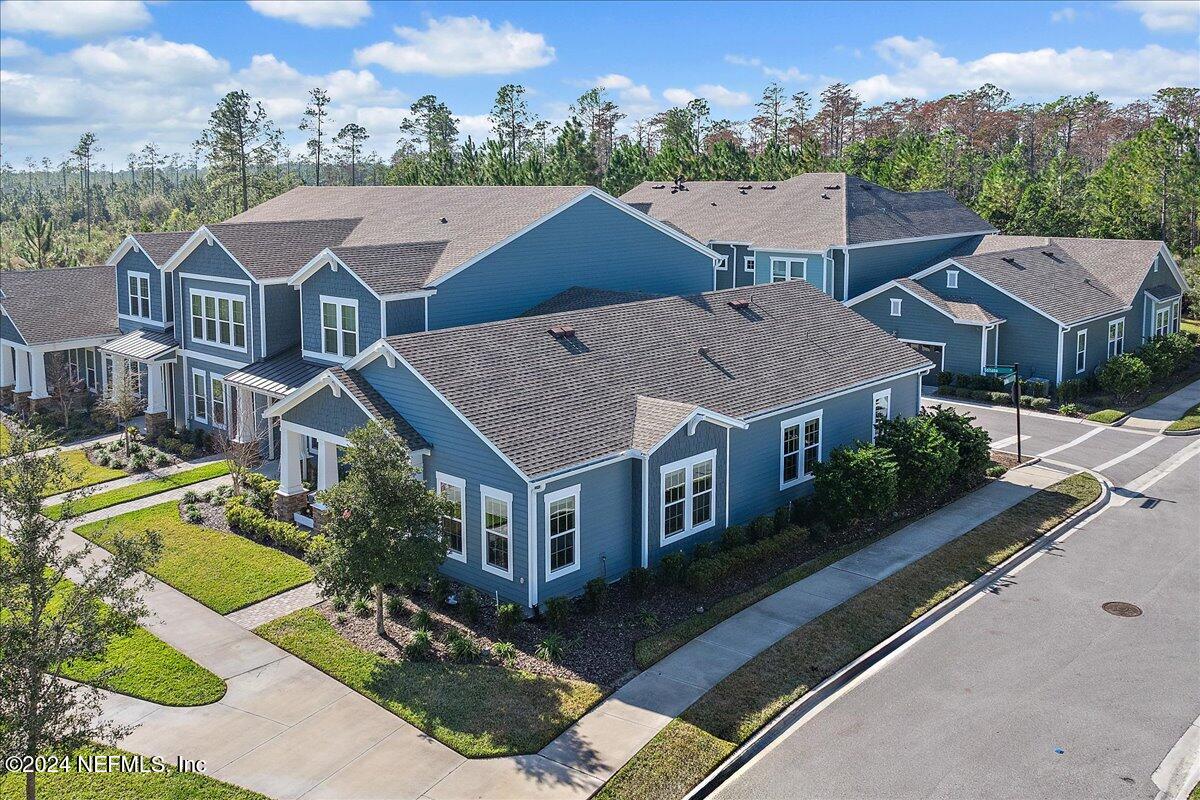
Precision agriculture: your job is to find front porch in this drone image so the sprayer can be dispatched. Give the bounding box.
[1,337,113,415]
[99,328,179,437]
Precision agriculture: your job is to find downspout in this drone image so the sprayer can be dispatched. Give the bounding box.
[1055,326,1067,385]
[527,482,538,608]
[724,427,731,528]
[842,247,851,301]
[640,453,650,568]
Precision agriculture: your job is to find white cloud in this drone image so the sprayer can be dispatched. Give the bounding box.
[724,54,810,84]
[0,37,39,59]
[454,113,493,143]
[0,0,151,38]
[1116,1,1198,31]
[354,15,555,76]
[574,73,656,116]
[665,84,751,108]
[1051,7,1077,23]
[663,87,697,105]
[850,35,1199,103]
[72,37,228,85]
[246,0,371,29]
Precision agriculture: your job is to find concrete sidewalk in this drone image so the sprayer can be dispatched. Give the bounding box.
[1121,377,1200,433]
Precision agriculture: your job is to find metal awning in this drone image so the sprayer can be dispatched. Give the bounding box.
[1146,284,1182,302]
[223,347,323,398]
[99,328,177,362]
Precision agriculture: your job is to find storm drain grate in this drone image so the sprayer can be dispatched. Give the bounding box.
[1102,601,1142,617]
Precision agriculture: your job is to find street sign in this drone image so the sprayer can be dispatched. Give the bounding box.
[1002,373,1016,386]
[984,365,1014,376]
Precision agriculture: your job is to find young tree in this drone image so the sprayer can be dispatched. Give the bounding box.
[333,123,369,186]
[196,90,282,212]
[299,88,332,186]
[0,424,161,800]
[16,216,60,269]
[215,426,265,495]
[308,420,451,635]
[97,360,145,455]
[43,352,83,431]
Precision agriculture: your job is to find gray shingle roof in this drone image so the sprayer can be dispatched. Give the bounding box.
[328,366,429,452]
[226,185,592,285]
[631,396,698,452]
[620,173,993,250]
[1145,283,1182,301]
[100,328,176,361]
[893,279,1004,325]
[130,231,194,266]
[521,286,664,317]
[328,242,448,295]
[0,265,119,345]
[206,218,362,280]
[382,280,931,477]
[224,348,322,397]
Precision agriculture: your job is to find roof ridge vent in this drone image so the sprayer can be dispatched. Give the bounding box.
[762,184,776,190]
[652,184,665,189]
[439,217,448,224]
[728,298,751,310]
[547,324,576,339]
[1001,256,1024,269]
[1041,249,1063,262]
[737,184,752,190]
[823,184,841,190]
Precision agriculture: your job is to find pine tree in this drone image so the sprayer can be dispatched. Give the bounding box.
[334,123,369,186]
[196,90,282,212]
[300,87,332,186]
[490,84,532,166]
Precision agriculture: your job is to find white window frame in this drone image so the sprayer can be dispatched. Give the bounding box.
[780,409,822,489]
[320,295,359,359]
[84,349,97,389]
[1172,301,1180,333]
[1154,305,1171,338]
[715,255,728,271]
[659,449,717,545]
[189,288,247,351]
[479,485,514,580]
[946,270,959,289]
[210,375,226,429]
[770,257,807,283]
[436,472,467,563]
[544,484,581,580]
[67,349,80,381]
[1107,319,1124,358]
[872,389,891,443]
[127,271,152,320]
[191,368,208,423]
[890,298,902,317]
[1075,329,1087,374]
[744,256,755,275]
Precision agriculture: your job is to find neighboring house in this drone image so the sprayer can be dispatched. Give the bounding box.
[848,235,1186,386]
[1,265,119,414]
[621,174,996,298]
[264,280,931,607]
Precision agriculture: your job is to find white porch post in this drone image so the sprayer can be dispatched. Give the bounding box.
[29,350,49,400]
[317,438,339,491]
[145,362,166,414]
[235,388,256,443]
[0,343,13,389]
[14,349,31,393]
[279,425,305,495]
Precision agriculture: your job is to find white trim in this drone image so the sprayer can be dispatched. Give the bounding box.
[980,326,989,374]
[479,485,515,580]
[909,258,1066,326]
[1107,318,1125,358]
[769,256,807,283]
[258,283,267,360]
[190,367,208,424]
[162,226,256,283]
[527,483,538,607]
[209,373,227,430]
[177,348,248,370]
[1157,243,1189,293]
[177,271,253,288]
[105,235,142,267]
[318,294,360,360]
[715,254,729,271]
[1075,329,1087,374]
[1056,327,1066,385]
[890,297,902,317]
[724,426,731,528]
[280,419,351,448]
[744,365,927,422]
[846,280,1000,326]
[125,270,153,321]
[187,287,249,353]
[302,348,350,366]
[843,229,996,250]
[116,313,170,329]
[543,484,581,580]
[946,269,959,289]
[426,187,721,289]
[780,409,822,489]
[658,448,718,545]
[871,389,891,444]
[644,407,748,457]
[435,472,467,563]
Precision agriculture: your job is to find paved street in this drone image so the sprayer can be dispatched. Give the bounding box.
[711,398,1200,800]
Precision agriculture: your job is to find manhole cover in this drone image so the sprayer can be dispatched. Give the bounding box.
[1102,602,1142,617]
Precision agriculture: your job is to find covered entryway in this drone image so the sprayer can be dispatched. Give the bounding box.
[99,329,178,436]
[902,340,945,385]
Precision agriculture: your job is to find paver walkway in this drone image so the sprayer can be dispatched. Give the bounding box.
[1120,377,1200,433]
[61,462,1066,799]
[226,582,323,629]
[41,453,225,507]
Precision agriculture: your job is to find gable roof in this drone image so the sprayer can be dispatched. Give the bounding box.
[327,366,429,452]
[892,279,1004,325]
[0,265,119,345]
[521,286,663,317]
[371,280,930,477]
[129,231,194,266]
[199,218,362,281]
[620,173,994,251]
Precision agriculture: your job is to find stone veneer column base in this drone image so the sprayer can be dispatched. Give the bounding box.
[144,412,170,439]
[311,504,328,532]
[273,490,309,522]
[13,391,31,416]
[0,386,13,406]
[29,396,55,413]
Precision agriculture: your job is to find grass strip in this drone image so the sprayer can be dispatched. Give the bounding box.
[1085,409,1126,425]
[38,449,127,498]
[1166,401,1200,433]
[45,461,230,519]
[599,473,1100,800]
[256,607,603,758]
[76,501,312,615]
[0,745,267,799]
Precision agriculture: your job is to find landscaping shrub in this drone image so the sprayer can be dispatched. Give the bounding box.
[986,391,1011,405]
[178,443,196,459]
[1024,378,1050,398]
[937,371,954,387]
[241,472,280,515]
[749,515,773,542]
[385,594,405,618]
[492,641,517,663]
[225,496,311,553]
[790,496,814,526]
[925,406,991,483]
[536,632,565,663]
[410,608,431,630]
[582,578,609,611]
[627,566,653,599]
[1018,395,1033,408]
[496,602,522,637]
[457,587,480,622]
[331,595,348,612]
[772,505,792,535]
[691,542,713,561]
[939,386,958,397]
[429,575,450,606]
[545,595,571,631]
[986,464,1008,478]
[874,414,959,502]
[404,628,433,661]
[182,490,199,504]
[812,443,898,530]
[1097,353,1152,401]
[352,597,371,618]
[658,551,687,584]
[445,630,480,663]
[130,452,149,471]
[720,525,747,551]
[1056,378,1084,403]
[153,453,169,467]
[183,504,203,524]
[685,524,812,592]
[1031,397,1052,410]
[1058,402,1082,416]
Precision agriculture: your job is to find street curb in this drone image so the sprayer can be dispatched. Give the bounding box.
[1162,427,1200,437]
[683,471,1111,800]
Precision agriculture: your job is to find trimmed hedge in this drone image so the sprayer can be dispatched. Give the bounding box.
[686,524,812,592]
[225,496,311,554]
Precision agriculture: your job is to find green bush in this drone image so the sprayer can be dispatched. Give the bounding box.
[582,577,609,612]
[986,391,1012,405]
[545,595,571,631]
[875,414,959,503]
[691,542,713,561]
[183,504,203,524]
[225,496,311,553]
[812,443,898,529]
[535,632,565,662]
[1023,378,1050,398]
[720,525,747,551]
[1058,402,1082,416]
[790,496,814,526]
[939,386,958,397]
[749,515,773,542]
[685,524,811,592]
[410,608,432,630]
[627,566,653,599]
[772,505,792,535]
[178,443,196,459]
[385,594,405,618]
[986,464,1008,478]
[659,551,687,584]
[1031,397,1052,410]
[937,371,954,387]
[352,597,371,618]
[1096,353,1152,400]
[492,641,518,663]
[496,602,522,637]
[925,406,991,483]
[331,595,348,612]
[429,575,450,606]
[404,628,433,661]
[457,587,480,622]
[241,472,280,515]
[1056,378,1085,403]
[153,452,170,467]
[445,630,481,663]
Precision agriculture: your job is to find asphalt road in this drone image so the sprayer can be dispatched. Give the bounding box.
[710,399,1200,800]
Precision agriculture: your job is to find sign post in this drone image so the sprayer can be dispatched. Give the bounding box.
[1012,362,1022,464]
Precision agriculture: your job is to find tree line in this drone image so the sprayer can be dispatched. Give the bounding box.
[1,81,1197,283]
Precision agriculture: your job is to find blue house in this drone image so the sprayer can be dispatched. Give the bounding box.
[621,174,997,298]
[264,280,931,607]
[848,236,1187,386]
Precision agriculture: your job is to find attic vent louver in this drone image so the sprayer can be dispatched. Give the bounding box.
[439,217,448,224]
[548,325,576,339]
[728,299,751,310]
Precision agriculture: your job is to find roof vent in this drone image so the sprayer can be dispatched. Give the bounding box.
[710,202,717,206]
[728,298,751,310]
[1041,250,1062,262]
[652,184,665,189]
[547,325,576,340]
[1001,256,1024,270]
[439,217,448,224]
[738,184,752,190]
[824,184,841,190]
[739,189,748,195]
[762,184,776,190]
[821,193,830,200]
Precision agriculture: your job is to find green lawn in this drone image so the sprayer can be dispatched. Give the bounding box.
[0,421,10,455]
[76,501,312,615]
[256,607,603,757]
[1166,401,1200,433]
[1084,409,1126,425]
[42,449,127,497]
[0,746,267,800]
[45,461,230,519]
[598,473,1101,800]
[1182,318,1200,337]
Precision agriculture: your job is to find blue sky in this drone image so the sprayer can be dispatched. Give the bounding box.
[1,0,1197,165]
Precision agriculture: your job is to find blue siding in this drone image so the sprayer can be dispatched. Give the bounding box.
[851,287,989,377]
[181,354,231,432]
[646,420,728,564]
[830,248,847,299]
[358,358,530,605]
[298,264,381,357]
[846,236,978,299]
[386,298,427,336]
[426,194,715,330]
[281,385,369,436]
[711,243,756,290]
[263,283,300,357]
[2,312,26,345]
[115,248,165,325]
[175,241,260,362]
[1134,253,1184,345]
[1062,312,1130,382]
[752,249,828,292]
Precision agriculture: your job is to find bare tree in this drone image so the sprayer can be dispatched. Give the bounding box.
[97,361,144,455]
[215,422,266,495]
[44,353,83,431]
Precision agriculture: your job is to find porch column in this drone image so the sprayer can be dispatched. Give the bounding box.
[0,343,13,405]
[317,438,339,491]
[29,350,49,400]
[14,349,32,394]
[272,424,310,521]
[234,388,256,443]
[145,362,165,413]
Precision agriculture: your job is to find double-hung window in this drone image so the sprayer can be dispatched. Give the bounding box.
[67,350,80,381]
[781,410,822,488]
[480,486,513,579]
[191,369,208,423]
[190,290,246,350]
[744,256,755,276]
[660,450,717,543]
[1075,330,1087,374]
[545,485,580,578]
[320,297,358,359]
[872,389,891,442]
[84,349,97,389]
[436,473,466,562]
[1107,319,1125,358]
[1154,305,1172,338]
[1172,301,1180,333]
[210,377,225,428]
[127,272,151,319]
[770,258,805,283]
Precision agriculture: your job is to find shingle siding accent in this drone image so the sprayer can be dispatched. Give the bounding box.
[299,262,381,357]
[263,283,300,357]
[385,297,426,336]
[115,247,164,322]
[852,287,990,377]
[280,384,370,437]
